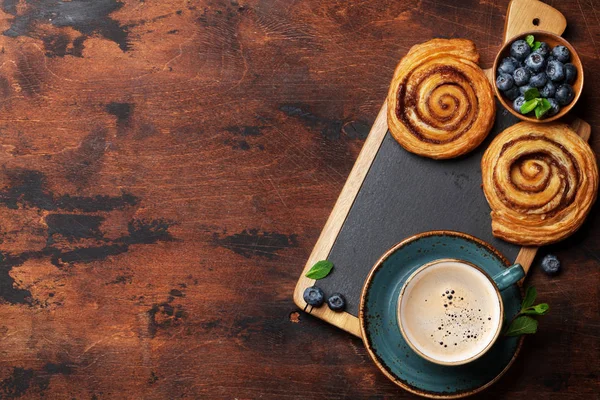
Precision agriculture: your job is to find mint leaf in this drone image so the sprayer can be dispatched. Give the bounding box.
[525,35,535,47]
[535,106,548,119]
[506,286,549,336]
[535,98,552,119]
[522,286,537,310]
[532,41,542,51]
[505,316,538,336]
[522,303,550,315]
[524,87,540,101]
[520,99,539,114]
[305,260,334,280]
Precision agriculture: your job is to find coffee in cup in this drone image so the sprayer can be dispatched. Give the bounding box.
[397,258,523,365]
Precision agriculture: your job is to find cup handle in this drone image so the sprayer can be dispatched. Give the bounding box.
[492,264,525,291]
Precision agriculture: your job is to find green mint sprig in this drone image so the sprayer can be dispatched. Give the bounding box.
[525,35,534,47]
[520,88,552,119]
[525,34,541,51]
[305,260,333,280]
[504,286,550,336]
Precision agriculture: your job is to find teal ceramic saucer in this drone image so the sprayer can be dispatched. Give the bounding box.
[359,231,523,399]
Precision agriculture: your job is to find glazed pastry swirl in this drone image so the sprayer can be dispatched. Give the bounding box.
[482,122,598,246]
[387,39,495,159]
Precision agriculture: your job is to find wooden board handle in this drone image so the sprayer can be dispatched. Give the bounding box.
[503,0,567,42]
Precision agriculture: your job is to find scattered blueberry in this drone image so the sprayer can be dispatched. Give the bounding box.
[496,73,514,91]
[498,57,520,75]
[564,63,577,84]
[539,81,556,98]
[533,42,550,57]
[327,293,346,311]
[519,85,534,95]
[303,286,325,307]
[546,98,561,117]
[552,45,570,63]
[529,72,547,88]
[513,96,525,113]
[540,254,561,275]
[503,86,520,101]
[513,67,531,86]
[555,84,575,105]
[510,40,531,61]
[524,52,546,72]
[546,60,565,82]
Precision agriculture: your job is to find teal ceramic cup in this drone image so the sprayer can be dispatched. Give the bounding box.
[359,231,526,397]
[397,258,525,366]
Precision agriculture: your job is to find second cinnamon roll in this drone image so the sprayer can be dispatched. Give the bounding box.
[482,122,598,246]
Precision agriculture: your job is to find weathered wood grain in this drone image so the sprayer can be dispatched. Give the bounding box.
[0,0,598,399]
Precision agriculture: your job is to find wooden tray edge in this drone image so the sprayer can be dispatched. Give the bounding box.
[293,103,389,337]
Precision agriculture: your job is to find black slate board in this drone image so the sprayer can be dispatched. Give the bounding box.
[318,104,521,317]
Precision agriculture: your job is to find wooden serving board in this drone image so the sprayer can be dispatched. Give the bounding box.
[293,0,590,337]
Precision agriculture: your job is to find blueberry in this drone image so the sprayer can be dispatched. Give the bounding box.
[555,84,575,105]
[547,55,556,63]
[546,98,561,117]
[524,65,535,75]
[513,67,531,86]
[539,81,556,98]
[327,293,346,311]
[529,72,547,88]
[524,52,546,72]
[519,85,534,95]
[564,63,577,84]
[513,96,525,113]
[498,57,520,75]
[503,86,520,101]
[533,42,550,57]
[303,286,325,306]
[540,254,561,275]
[546,60,565,82]
[496,73,514,91]
[551,45,570,63]
[510,39,531,61]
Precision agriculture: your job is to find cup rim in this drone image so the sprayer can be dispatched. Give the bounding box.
[396,258,505,366]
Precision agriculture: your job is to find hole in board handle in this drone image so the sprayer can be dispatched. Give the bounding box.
[532,18,540,26]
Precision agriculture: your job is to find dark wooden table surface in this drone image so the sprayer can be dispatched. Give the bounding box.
[0,0,598,399]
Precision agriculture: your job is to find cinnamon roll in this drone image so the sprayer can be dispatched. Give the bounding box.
[387,39,495,159]
[482,122,598,246]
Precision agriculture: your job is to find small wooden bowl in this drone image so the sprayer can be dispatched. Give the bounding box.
[493,30,584,123]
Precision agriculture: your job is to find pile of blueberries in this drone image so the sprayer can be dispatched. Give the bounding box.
[496,37,578,118]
